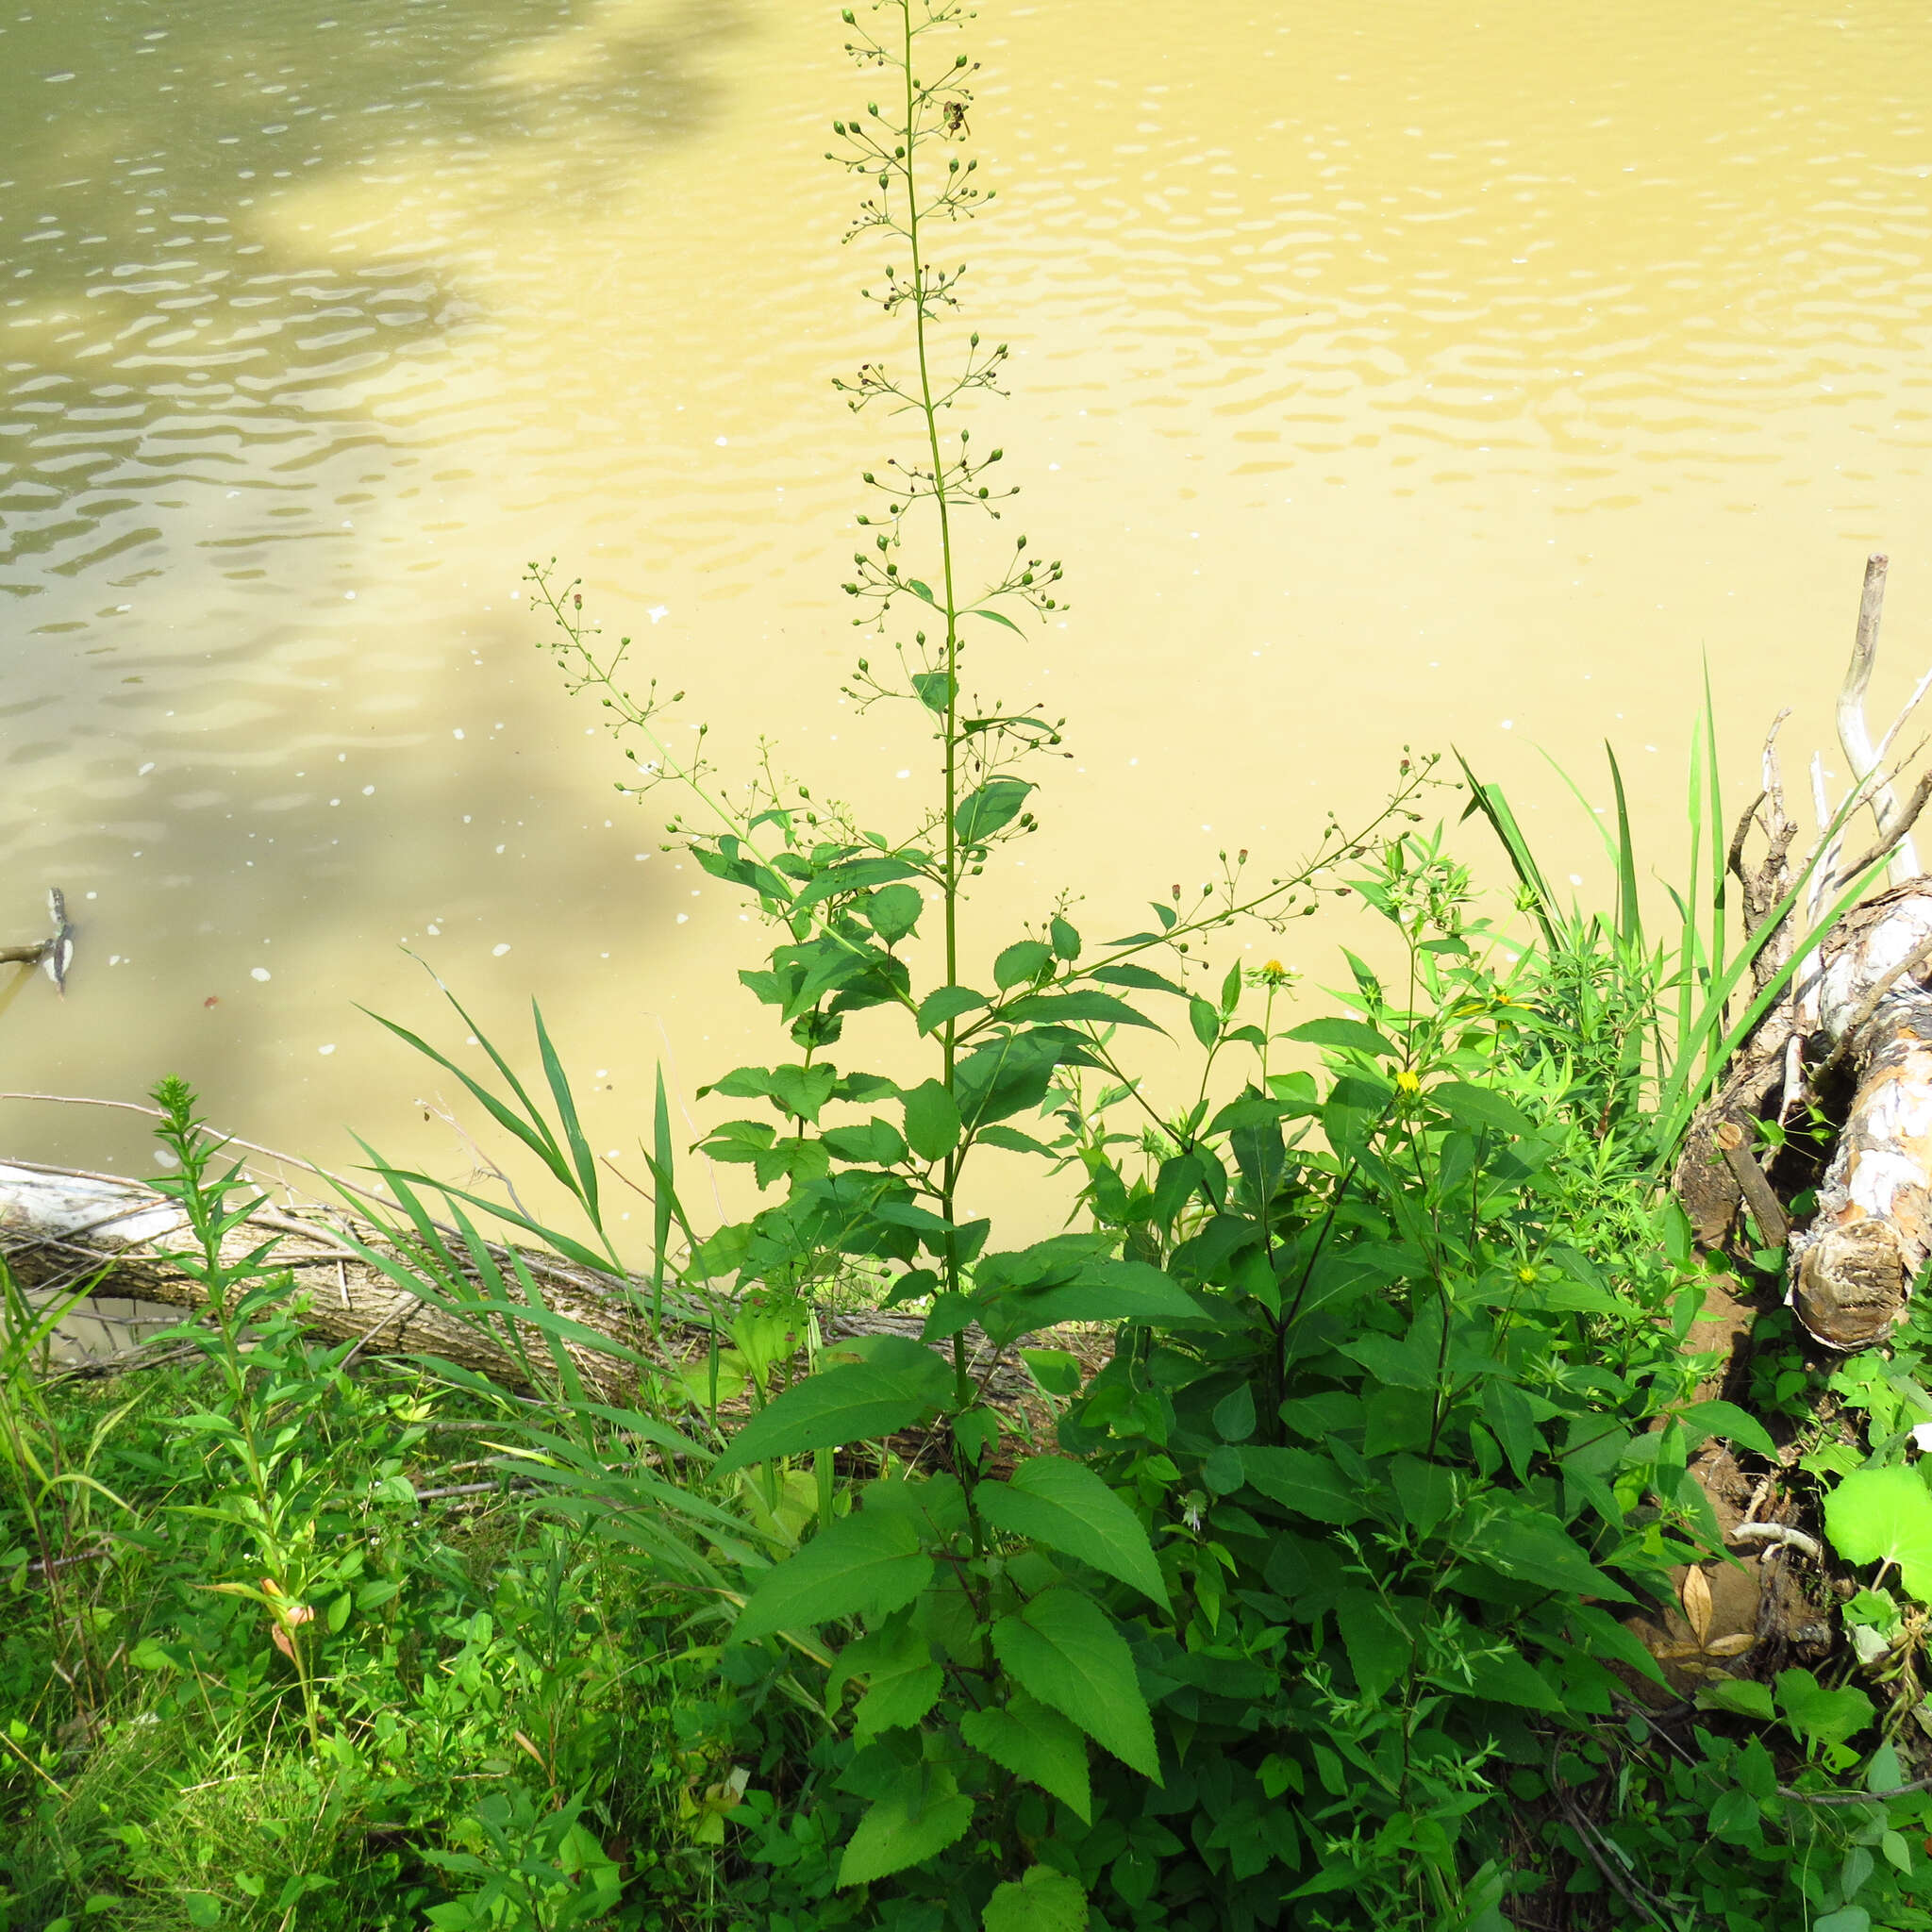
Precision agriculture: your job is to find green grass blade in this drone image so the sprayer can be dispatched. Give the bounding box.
[360,1008,575,1196]
[1654,849,1895,1151]
[652,1067,675,1333]
[1606,742,1641,947]
[532,999,602,1228]
[1455,750,1560,949]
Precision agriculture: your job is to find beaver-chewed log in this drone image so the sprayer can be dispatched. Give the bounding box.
[1677,556,1932,1351]
[0,1158,1025,1399]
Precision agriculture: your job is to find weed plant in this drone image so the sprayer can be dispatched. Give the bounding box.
[10,5,1932,1932]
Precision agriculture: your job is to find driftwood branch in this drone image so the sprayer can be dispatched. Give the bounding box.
[1838,553,1914,880]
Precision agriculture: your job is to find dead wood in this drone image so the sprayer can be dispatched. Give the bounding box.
[1677,555,1932,1350]
[0,1158,1033,1403]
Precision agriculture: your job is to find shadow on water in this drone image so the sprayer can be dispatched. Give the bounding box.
[0,0,759,1242]
[0,0,752,589]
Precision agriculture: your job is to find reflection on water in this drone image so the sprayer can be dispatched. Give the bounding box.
[2,0,1931,1253]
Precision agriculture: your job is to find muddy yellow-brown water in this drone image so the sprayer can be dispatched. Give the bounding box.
[3,0,1931,1256]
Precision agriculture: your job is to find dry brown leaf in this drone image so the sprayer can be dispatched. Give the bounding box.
[1706,1633,1757,1658]
[1680,1565,1713,1644]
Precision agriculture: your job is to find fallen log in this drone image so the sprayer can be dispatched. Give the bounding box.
[0,1157,1032,1403]
[1677,555,1932,1349]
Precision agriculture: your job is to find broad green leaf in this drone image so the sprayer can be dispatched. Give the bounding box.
[1335,1588,1408,1701]
[993,940,1055,990]
[1212,1384,1257,1443]
[1457,1648,1562,1713]
[902,1079,962,1161]
[854,1656,943,1740]
[991,1259,1206,1341]
[956,778,1033,847]
[793,855,923,913]
[1700,1677,1775,1722]
[1000,990,1163,1032]
[835,1771,974,1889]
[1241,1446,1375,1525]
[1775,1667,1874,1751]
[1189,995,1220,1049]
[733,1509,934,1641]
[1390,1455,1456,1540]
[1674,1399,1776,1459]
[911,669,956,712]
[1019,1348,1082,1396]
[918,985,989,1035]
[978,1459,1170,1607]
[1464,1509,1629,1603]
[714,1335,952,1476]
[1091,962,1188,998]
[1284,1017,1395,1058]
[960,1695,1091,1822]
[991,1589,1160,1780]
[1429,1080,1534,1138]
[1049,916,1081,961]
[1824,1465,1932,1600]
[982,1867,1089,1932]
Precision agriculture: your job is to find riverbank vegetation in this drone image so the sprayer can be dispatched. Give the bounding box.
[8,5,1932,1929]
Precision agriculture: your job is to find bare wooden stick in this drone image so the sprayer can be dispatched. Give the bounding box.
[1839,554,1918,879]
[1713,1124,1791,1244]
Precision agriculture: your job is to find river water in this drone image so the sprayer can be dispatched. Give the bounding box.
[3,0,1931,1259]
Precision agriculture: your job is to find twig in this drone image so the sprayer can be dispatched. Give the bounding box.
[338,1297,416,1373]
[1777,1774,1932,1806]
[1726,790,1768,890]
[1550,1772,1687,1927]
[25,1540,113,1576]
[1840,763,1932,883]
[1724,1521,1822,1561]
[411,1478,538,1505]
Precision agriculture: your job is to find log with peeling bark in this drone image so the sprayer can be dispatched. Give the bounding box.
[0,1158,1030,1401]
[1676,555,1932,1350]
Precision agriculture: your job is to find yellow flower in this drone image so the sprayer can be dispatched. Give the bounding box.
[1517,1264,1537,1285]
[1395,1070,1421,1096]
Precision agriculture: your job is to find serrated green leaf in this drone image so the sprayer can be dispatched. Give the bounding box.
[917,985,989,1035]
[1241,1445,1374,1525]
[982,1866,1088,1932]
[994,941,1055,990]
[733,1509,934,1642]
[960,1696,1091,1822]
[991,1589,1160,1780]
[867,883,924,945]
[835,1771,974,1889]
[978,1459,1169,1608]
[956,778,1033,847]
[714,1336,951,1476]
